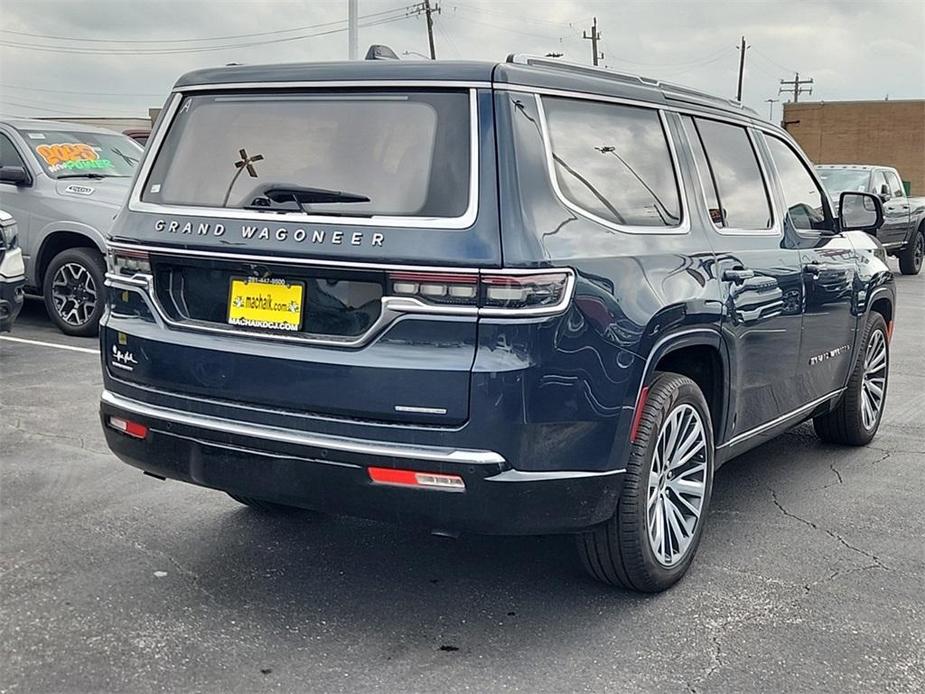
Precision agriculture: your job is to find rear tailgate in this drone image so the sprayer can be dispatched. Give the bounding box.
[107,83,501,426]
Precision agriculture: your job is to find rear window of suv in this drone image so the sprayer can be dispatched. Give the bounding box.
[541,96,682,228]
[142,90,473,219]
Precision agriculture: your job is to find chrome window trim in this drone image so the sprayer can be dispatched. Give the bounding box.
[498,84,792,140]
[717,388,845,450]
[678,115,781,237]
[101,389,506,465]
[127,87,481,230]
[533,94,691,236]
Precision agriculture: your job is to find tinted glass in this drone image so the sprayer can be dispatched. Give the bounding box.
[0,133,26,168]
[681,116,724,226]
[884,170,904,197]
[816,168,870,195]
[542,96,681,227]
[695,119,772,230]
[765,136,827,231]
[144,90,471,218]
[18,129,141,178]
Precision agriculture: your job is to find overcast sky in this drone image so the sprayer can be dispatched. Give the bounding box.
[1,0,923,123]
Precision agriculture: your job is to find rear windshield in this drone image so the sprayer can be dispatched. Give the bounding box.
[142,90,472,218]
[816,168,871,195]
[19,128,142,178]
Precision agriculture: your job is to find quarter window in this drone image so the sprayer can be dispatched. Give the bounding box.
[692,118,772,231]
[541,96,681,228]
[765,136,828,232]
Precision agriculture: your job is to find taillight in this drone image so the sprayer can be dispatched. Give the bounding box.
[110,249,151,276]
[389,271,479,306]
[386,270,572,315]
[480,273,570,311]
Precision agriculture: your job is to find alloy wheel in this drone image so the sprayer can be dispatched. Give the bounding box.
[647,403,708,567]
[861,329,887,430]
[51,262,97,327]
[915,232,924,272]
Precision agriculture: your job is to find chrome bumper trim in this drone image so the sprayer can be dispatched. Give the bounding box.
[101,390,506,465]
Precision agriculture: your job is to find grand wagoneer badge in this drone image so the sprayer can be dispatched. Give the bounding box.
[153,219,385,248]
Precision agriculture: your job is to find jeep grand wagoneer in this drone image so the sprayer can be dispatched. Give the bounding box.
[100,56,894,592]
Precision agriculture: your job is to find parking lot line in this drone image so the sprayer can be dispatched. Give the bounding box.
[0,335,99,355]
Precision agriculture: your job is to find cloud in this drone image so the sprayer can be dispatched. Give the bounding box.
[0,0,922,120]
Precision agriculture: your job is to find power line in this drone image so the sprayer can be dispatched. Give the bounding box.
[0,83,164,97]
[0,11,414,55]
[0,6,407,44]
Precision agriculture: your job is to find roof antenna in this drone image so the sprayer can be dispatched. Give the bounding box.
[365,44,400,60]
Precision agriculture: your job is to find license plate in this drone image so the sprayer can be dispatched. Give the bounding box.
[227,277,304,332]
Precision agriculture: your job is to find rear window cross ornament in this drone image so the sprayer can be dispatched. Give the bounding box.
[222,148,264,207]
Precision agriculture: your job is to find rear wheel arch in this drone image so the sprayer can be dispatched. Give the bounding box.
[642,331,728,442]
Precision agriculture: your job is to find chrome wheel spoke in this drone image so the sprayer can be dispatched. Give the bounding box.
[646,402,709,567]
[860,329,888,430]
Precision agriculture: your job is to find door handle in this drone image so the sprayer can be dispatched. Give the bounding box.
[803,263,830,277]
[723,268,755,283]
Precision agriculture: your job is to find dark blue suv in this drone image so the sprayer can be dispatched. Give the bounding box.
[100,56,895,592]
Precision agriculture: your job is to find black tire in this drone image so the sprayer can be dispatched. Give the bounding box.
[577,372,714,592]
[897,226,924,276]
[813,313,889,446]
[227,493,323,516]
[42,247,106,337]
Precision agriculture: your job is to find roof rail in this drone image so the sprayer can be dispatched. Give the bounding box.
[506,54,759,117]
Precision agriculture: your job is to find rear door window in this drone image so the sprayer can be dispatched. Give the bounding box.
[541,96,682,228]
[143,90,473,219]
[691,118,773,231]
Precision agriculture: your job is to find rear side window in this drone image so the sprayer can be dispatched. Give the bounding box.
[765,135,828,232]
[541,96,681,228]
[143,90,472,219]
[883,170,904,198]
[691,118,772,231]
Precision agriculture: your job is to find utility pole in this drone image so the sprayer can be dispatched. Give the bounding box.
[347,0,358,60]
[779,72,814,103]
[421,0,440,60]
[764,97,779,121]
[735,36,749,102]
[583,17,603,66]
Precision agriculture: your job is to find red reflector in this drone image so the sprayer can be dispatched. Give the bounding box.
[886,321,894,343]
[630,386,650,443]
[368,467,465,491]
[108,416,148,439]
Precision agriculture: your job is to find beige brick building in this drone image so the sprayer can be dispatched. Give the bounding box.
[783,100,925,195]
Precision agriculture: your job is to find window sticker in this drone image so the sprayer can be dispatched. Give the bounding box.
[35,142,113,172]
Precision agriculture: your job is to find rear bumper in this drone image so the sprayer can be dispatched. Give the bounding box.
[0,275,25,332]
[100,390,624,535]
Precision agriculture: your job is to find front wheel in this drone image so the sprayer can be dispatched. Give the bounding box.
[577,372,714,592]
[813,313,889,445]
[897,226,924,275]
[42,247,106,337]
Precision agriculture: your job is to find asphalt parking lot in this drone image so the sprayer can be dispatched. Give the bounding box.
[1,264,923,694]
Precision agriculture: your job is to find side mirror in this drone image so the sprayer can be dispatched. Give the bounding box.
[878,183,891,202]
[0,166,29,186]
[839,191,883,234]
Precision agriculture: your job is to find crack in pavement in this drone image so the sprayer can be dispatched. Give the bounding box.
[770,489,890,571]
